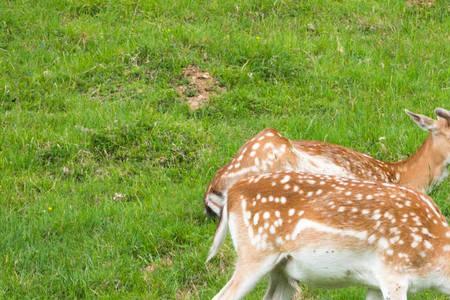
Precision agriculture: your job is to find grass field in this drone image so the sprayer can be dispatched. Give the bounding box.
[1,0,450,299]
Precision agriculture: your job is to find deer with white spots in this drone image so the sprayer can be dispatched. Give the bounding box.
[204,108,450,217]
[207,171,450,300]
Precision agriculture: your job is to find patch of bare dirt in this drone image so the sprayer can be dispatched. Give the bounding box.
[175,285,200,300]
[143,256,173,281]
[176,65,225,110]
[406,0,435,7]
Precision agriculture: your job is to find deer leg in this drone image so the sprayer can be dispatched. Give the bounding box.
[263,269,298,300]
[378,279,408,300]
[213,254,279,300]
[366,288,384,300]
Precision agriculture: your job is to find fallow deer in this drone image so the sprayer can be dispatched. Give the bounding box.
[207,171,450,300]
[204,108,450,217]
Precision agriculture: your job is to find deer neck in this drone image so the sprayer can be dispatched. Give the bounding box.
[392,135,448,193]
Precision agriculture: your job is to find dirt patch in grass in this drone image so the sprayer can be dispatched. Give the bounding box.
[143,256,173,275]
[175,286,200,300]
[406,0,435,7]
[176,65,225,110]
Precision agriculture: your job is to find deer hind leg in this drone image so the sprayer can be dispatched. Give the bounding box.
[213,254,280,300]
[378,278,408,300]
[365,288,384,300]
[263,266,298,300]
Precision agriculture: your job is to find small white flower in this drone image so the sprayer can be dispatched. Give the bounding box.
[113,193,126,201]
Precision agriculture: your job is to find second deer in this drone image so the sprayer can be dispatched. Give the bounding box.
[205,108,450,217]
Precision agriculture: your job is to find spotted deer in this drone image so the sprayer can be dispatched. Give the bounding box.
[207,172,450,300]
[204,108,450,217]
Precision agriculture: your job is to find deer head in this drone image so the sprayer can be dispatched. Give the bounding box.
[403,108,450,191]
[406,108,450,155]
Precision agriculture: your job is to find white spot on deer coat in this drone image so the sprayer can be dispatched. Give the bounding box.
[280,175,291,184]
[253,213,260,225]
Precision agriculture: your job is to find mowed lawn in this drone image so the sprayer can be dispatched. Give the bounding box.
[1,0,450,299]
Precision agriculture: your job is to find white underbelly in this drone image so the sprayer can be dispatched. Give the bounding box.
[284,247,380,289]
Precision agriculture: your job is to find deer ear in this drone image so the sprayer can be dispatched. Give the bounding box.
[405,109,437,132]
[435,108,450,126]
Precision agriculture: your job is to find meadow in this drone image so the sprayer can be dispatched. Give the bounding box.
[1,0,449,298]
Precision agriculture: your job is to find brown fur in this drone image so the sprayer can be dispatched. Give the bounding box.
[229,172,447,271]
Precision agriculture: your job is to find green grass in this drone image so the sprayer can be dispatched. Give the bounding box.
[1,0,450,298]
